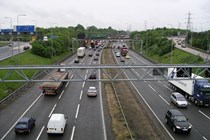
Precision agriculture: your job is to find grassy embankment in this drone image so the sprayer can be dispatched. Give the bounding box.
[0,50,71,100]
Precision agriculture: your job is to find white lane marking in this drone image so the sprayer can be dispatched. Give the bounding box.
[99,54,107,140]
[163,84,172,91]
[203,136,208,140]
[70,126,76,140]
[48,104,57,118]
[121,70,175,140]
[36,126,45,140]
[79,90,83,100]
[148,84,156,92]
[199,110,210,120]
[159,95,170,105]
[1,94,43,140]
[75,104,80,119]
[65,82,70,87]
[82,82,85,88]
[59,90,64,99]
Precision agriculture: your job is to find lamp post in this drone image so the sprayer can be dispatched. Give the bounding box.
[32,20,37,38]
[17,14,26,64]
[168,24,173,64]
[5,17,13,56]
[49,22,56,59]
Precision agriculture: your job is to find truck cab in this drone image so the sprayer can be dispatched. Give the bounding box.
[193,80,210,106]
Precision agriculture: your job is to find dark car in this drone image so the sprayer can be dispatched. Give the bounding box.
[15,117,35,134]
[89,53,93,57]
[94,56,98,60]
[23,45,30,50]
[89,72,97,79]
[165,109,192,133]
[120,57,125,62]
[8,42,13,47]
[74,58,79,63]
[96,52,100,56]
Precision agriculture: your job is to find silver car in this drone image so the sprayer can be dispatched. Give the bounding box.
[170,92,188,108]
[87,86,97,97]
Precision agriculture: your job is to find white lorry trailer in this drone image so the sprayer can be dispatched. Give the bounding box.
[168,68,210,106]
[77,47,86,58]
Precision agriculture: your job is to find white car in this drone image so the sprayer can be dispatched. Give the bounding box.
[115,52,120,57]
[170,92,188,108]
[87,86,97,97]
[47,114,67,135]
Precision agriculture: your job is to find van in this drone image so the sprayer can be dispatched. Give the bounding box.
[47,113,67,135]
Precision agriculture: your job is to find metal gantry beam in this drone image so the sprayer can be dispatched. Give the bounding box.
[0,64,210,82]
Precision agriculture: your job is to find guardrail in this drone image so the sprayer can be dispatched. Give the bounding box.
[0,52,75,108]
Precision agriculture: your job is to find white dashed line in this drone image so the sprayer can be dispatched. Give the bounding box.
[36,126,45,140]
[75,104,80,119]
[65,82,70,87]
[199,110,210,120]
[70,126,76,140]
[159,95,170,105]
[79,90,83,100]
[48,104,57,117]
[58,90,64,99]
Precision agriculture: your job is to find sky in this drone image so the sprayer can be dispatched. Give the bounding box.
[0,0,210,32]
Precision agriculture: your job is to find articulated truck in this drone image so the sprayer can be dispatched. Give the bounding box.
[40,65,69,95]
[168,68,210,106]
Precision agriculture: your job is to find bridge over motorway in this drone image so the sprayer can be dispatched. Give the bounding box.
[0,64,210,82]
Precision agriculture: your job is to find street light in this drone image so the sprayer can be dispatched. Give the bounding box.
[32,20,37,38]
[168,24,173,64]
[4,17,12,29]
[49,22,56,59]
[17,14,26,64]
[5,17,13,56]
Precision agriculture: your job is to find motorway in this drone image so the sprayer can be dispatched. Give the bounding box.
[0,46,110,140]
[113,42,210,140]
[0,42,30,61]
[1,42,210,140]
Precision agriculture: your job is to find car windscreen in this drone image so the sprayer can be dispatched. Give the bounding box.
[174,115,187,122]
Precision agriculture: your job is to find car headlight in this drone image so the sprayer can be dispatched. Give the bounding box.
[176,126,181,129]
[189,125,192,128]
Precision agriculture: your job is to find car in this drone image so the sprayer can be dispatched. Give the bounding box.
[181,44,186,48]
[165,109,192,133]
[96,52,100,56]
[87,86,97,97]
[94,56,98,60]
[125,55,130,59]
[15,117,35,134]
[170,92,188,108]
[74,58,79,63]
[89,53,93,57]
[8,42,13,47]
[23,45,30,50]
[89,72,97,79]
[120,57,125,62]
[47,113,67,135]
[115,52,120,57]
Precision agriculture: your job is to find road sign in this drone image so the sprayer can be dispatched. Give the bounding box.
[16,25,35,33]
[1,29,13,33]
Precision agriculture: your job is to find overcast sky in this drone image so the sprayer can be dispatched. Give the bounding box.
[0,0,210,31]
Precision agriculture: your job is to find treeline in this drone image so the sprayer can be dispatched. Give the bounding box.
[186,31,210,51]
[130,28,186,56]
[32,24,122,58]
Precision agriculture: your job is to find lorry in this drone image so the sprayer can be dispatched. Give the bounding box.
[40,65,69,95]
[168,68,210,106]
[77,47,86,58]
[120,45,128,56]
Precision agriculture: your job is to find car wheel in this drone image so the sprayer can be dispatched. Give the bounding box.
[173,127,176,133]
[165,118,168,124]
[195,99,198,105]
